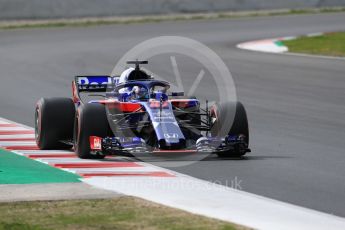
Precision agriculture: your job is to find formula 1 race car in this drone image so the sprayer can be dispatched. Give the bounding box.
[35,60,250,159]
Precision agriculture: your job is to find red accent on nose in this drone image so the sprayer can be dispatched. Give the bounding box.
[90,136,102,150]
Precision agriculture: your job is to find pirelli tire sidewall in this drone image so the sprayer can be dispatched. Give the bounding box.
[210,101,249,145]
[74,103,111,159]
[35,97,75,149]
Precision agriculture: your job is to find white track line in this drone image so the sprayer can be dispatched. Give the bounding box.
[36,158,102,163]
[68,167,163,174]
[0,142,37,146]
[0,127,30,131]
[0,134,35,139]
[84,175,345,230]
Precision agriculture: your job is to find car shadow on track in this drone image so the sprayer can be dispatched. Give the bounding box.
[199,155,293,161]
[99,154,293,163]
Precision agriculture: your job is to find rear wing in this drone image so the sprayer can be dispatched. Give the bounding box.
[72,76,120,103]
[74,76,120,92]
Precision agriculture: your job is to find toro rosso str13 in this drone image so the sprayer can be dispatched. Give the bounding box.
[35,61,250,159]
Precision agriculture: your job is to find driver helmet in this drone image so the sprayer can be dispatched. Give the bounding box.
[132,86,148,99]
[119,67,135,94]
[119,67,135,84]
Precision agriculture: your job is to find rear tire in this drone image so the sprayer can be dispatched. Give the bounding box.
[35,98,75,149]
[210,101,249,157]
[74,103,112,159]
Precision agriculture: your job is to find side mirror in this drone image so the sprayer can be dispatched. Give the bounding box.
[171,92,184,96]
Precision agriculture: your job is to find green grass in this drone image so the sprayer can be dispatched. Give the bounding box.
[0,197,247,230]
[0,149,80,184]
[0,7,345,30]
[282,32,345,57]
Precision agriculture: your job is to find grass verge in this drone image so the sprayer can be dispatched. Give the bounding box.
[0,197,247,230]
[0,7,345,30]
[282,32,345,57]
[0,149,80,184]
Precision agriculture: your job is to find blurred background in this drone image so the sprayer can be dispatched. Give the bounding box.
[1,0,345,20]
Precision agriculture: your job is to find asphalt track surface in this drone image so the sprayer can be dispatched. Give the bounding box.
[1,13,345,216]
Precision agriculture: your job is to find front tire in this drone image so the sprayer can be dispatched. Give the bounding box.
[210,101,249,157]
[74,103,112,159]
